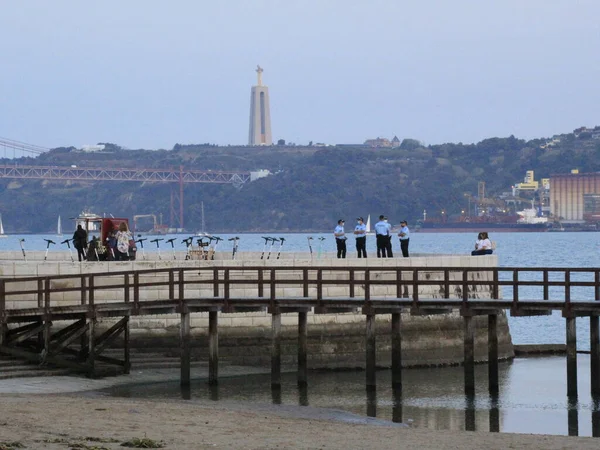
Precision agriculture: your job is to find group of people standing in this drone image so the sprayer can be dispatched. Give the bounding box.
[334,216,410,259]
[72,222,134,261]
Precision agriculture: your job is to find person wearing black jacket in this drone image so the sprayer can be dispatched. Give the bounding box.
[72,224,88,261]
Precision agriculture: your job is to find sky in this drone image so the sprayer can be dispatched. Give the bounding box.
[1,0,599,150]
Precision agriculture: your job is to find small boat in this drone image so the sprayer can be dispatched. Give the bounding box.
[57,215,63,236]
[0,214,7,238]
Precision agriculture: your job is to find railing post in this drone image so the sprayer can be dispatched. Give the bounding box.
[543,270,549,300]
[88,275,95,307]
[43,277,51,361]
[591,315,600,396]
[364,269,370,302]
[258,269,264,298]
[298,311,308,386]
[302,269,308,298]
[492,269,499,300]
[124,273,130,303]
[512,270,519,306]
[462,270,469,304]
[169,270,175,300]
[270,269,276,307]
[349,269,355,298]
[224,269,230,308]
[178,269,185,303]
[444,269,450,299]
[396,269,403,299]
[213,268,219,298]
[317,269,323,305]
[133,273,139,310]
[565,270,571,304]
[412,269,419,306]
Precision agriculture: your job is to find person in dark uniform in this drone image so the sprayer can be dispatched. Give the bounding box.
[384,216,393,257]
[334,219,347,258]
[72,224,88,262]
[354,217,367,258]
[374,215,389,258]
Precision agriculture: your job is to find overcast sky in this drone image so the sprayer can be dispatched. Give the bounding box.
[1,0,599,150]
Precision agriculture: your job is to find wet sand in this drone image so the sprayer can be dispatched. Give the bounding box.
[1,393,599,449]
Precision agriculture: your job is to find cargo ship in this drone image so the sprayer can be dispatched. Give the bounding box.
[415,207,550,233]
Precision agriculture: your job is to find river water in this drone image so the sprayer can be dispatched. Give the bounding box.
[4,231,600,436]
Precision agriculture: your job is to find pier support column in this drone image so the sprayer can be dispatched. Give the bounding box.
[591,316,600,396]
[391,312,402,389]
[366,313,376,389]
[209,311,219,385]
[488,314,499,394]
[298,311,308,386]
[87,318,95,377]
[180,311,191,387]
[566,316,578,397]
[463,315,475,395]
[271,311,281,387]
[123,316,130,374]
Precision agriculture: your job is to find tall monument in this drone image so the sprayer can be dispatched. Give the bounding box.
[248,65,272,145]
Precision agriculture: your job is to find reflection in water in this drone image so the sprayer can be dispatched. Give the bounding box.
[489,392,500,433]
[209,383,219,402]
[271,386,282,405]
[465,393,476,432]
[366,388,377,418]
[593,395,600,438]
[104,356,600,437]
[392,389,402,424]
[298,384,309,407]
[568,396,579,436]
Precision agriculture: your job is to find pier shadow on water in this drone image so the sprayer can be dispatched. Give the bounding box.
[103,356,600,437]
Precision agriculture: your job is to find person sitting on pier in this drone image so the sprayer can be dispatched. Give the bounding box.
[471,232,493,256]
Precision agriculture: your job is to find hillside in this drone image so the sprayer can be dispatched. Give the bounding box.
[1,130,599,233]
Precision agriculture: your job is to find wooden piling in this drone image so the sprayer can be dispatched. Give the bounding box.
[568,396,579,436]
[488,314,499,394]
[298,311,308,386]
[366,313,376,389]
[391,312,402,389]
[87,318,95,377]
[209,310,218,385]
[591,316,600,396]
[489,392,500,432]
[566,317,578,397]
[463,315,475,395]
[271,311,281,387]
[123,316,130,374]
[180,311,191,387]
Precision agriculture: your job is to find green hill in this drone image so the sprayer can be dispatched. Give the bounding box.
[1,130,599,233]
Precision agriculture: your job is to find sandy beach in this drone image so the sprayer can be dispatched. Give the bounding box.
[0,392,598,450]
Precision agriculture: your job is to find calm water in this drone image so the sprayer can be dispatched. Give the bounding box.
[5,231,600,436]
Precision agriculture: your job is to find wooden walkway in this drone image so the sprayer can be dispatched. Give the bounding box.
[1,265,599,398]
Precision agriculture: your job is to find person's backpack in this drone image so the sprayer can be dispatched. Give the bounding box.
[117,232,129,253]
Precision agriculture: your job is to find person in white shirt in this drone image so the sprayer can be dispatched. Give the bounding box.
[334,219,347,258]
[471,232,493,255]
[397,220,410,257]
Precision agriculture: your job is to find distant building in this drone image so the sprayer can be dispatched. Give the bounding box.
[80,144,105,152]
[364,137,391,148]
[550,170,600,222]
[391,136,401,148]
[248,65,273,146]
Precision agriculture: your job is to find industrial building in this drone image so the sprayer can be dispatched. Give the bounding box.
[550,170,600,222]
